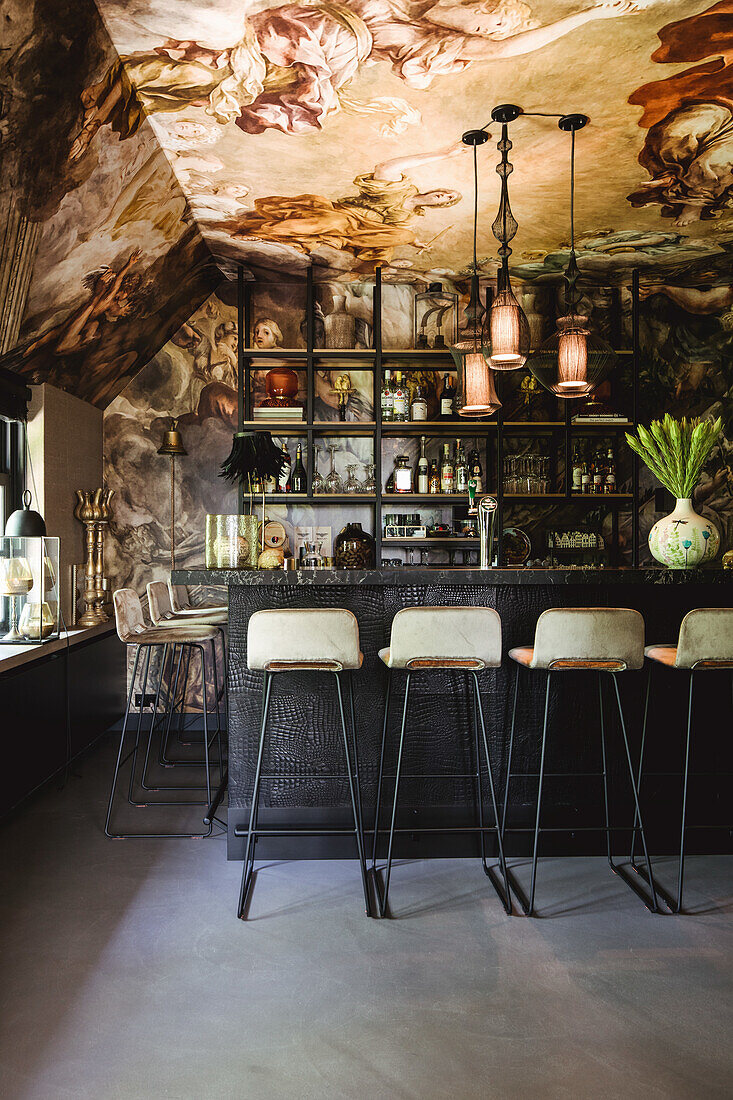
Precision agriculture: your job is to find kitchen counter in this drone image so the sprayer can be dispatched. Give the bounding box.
[175,566,731,586]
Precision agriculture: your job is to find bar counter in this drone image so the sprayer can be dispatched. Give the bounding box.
[174,566,732,860]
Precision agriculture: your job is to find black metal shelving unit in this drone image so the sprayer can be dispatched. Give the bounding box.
[235,265,641,566]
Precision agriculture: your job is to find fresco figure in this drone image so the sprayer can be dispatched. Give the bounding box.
[253,318,284,348]
[628,2,733,225]
[70,0,646,154]
[214,142,465,266]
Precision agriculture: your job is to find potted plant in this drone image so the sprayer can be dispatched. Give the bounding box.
[625,414,722,568]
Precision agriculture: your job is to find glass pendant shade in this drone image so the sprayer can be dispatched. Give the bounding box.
[0,555,33,595]
[529,313,617,399]
[487,282,531,370]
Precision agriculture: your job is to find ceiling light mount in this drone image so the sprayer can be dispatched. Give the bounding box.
[491,104,523,124]
[558,113,589,133]
[462,129,489,147]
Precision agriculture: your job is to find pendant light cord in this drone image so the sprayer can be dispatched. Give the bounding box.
[472,143,478,276]
[570,128,575,257]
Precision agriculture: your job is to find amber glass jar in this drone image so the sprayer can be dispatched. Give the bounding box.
[333,523,375,569]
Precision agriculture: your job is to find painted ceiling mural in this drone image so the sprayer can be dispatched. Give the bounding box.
[86,0,733,285]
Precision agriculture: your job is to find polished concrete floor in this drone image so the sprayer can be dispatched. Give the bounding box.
[1,737,732,1100]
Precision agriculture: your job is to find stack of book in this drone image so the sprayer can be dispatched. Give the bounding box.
[572,411,630,426]
[252,405,304,422]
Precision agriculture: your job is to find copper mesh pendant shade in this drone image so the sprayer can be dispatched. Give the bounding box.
[449,130,501,420]
[528,113,616,399]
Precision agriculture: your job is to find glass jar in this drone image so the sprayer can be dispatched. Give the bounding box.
[413,282,458,350]
[394,455,413,494]
[334,523,375,569]
[205,514,259,569]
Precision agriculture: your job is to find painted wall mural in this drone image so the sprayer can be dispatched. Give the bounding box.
[84,0,733,287]
[0,0,219,407]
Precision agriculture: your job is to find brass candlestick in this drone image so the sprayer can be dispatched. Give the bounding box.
[74,488,114,626]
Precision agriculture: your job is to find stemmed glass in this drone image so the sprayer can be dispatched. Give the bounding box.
[345,464,362,493]
[362,462,377,494]
[312,445,325,495]
[325,444,343,494]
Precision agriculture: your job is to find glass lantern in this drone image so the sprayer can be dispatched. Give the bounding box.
[0,535,60,645]
[413,283,458,350]
[205,515,259,569]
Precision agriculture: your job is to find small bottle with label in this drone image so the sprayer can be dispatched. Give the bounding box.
[604,445,616,494]
[410,383,428,421]
[278,448,291,493]
[417,436,429,493]
[572,444,583,493]
[394,454,412,494]
[428,460,440,494]
[392,371,407,422]
[440,442,454,494]
[381,370,394,422]
[439,373,454,419]
[455,440,469,493]
[468,448,484,494]
[593,448,604,494]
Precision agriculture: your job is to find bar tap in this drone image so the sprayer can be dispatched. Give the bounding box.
[478,495,498,568]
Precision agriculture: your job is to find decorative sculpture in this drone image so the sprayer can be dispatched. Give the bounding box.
[74,488,114,626]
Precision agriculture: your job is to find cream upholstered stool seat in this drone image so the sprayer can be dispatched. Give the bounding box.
[237,608,370,919]
[106,589,224,840]
[146,581,228,802]
[634,608,733,913]
[504,607,658,916]
[372,606,510,917]
[168,581,228,624]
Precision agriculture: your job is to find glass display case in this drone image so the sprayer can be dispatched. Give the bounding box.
[0,535,60,644]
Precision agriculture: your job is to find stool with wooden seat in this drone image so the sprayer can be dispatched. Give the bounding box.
[237,608,371,919]
[371,606,511,918]
[168,581,228,623]
[504,608,658,916]
[633,608,733,913]
[106,588,223,839]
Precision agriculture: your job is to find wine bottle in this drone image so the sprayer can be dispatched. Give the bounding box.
[468,448,483,493]
[417,435,429,493]
[278,448,291,493]
[381,370,394,422]
[289,443,307,494]
[428,460,440,494]
[439,373,454,419]
[571,444,583,494]
[455,440,469,493]
[604,445,616,494]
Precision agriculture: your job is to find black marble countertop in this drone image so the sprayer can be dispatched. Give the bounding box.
[174,566,731,587]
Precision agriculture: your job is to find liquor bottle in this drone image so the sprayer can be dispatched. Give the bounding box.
[250,472,263,495]
[571,444,583,493]
[263,472,277,494]
[289,443,307,493]
[278,447,291,493]
[455,440,469,493]
[604,445,616,494]
[592,448,604,494]
[410,382,428,421]
[417,435,429,493]
[392,371,407,422]
[468,448,483,493]
[428,460,440,494]
[440,442,454,493]
[381,369,394,422]
[439,373,454,419]
[581,452,591,495]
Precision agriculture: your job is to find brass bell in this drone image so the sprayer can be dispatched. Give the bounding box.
[157,419,187,456]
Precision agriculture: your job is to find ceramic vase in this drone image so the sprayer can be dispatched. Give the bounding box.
[648,498,719,569]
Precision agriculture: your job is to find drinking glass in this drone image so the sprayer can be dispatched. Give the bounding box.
[312,445,325,495]
[344,464,362,493]
[324,444,343,494]
[362,462,377,494]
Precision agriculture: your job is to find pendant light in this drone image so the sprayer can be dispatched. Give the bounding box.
[529,114,617,398]
[450,129,501,419]
[486,105,530,371]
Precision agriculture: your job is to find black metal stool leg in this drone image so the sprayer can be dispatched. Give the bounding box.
[468,674,487,871]
[371,667,392,872]
[611,676,659,913]
[375,672,411,918]
[335,673,372,917]
[501,663,520,838]
[669,672,695,914]
[472,672,512,915]
[127,646,153,805]
[630,664,652,869]
[346,672,368,892]
[141,643,171,790]
[159,644,184,766]
[105,646,141,838]
[238,672,272,919]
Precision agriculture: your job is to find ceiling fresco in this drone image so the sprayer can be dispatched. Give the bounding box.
[85,0,733,285]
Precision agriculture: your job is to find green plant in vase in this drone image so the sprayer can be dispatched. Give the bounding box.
[625,414,722,568]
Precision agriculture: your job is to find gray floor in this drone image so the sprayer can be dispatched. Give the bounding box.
[1,739,732,1100]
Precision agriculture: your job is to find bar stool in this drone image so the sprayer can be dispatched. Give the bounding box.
[237,608,371,919]
[168,581,228,622]
[145,580,228,817]
[504,608,658,916]
[634,608,733,913]
[371,606,511,917]
[106,588,222,839]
